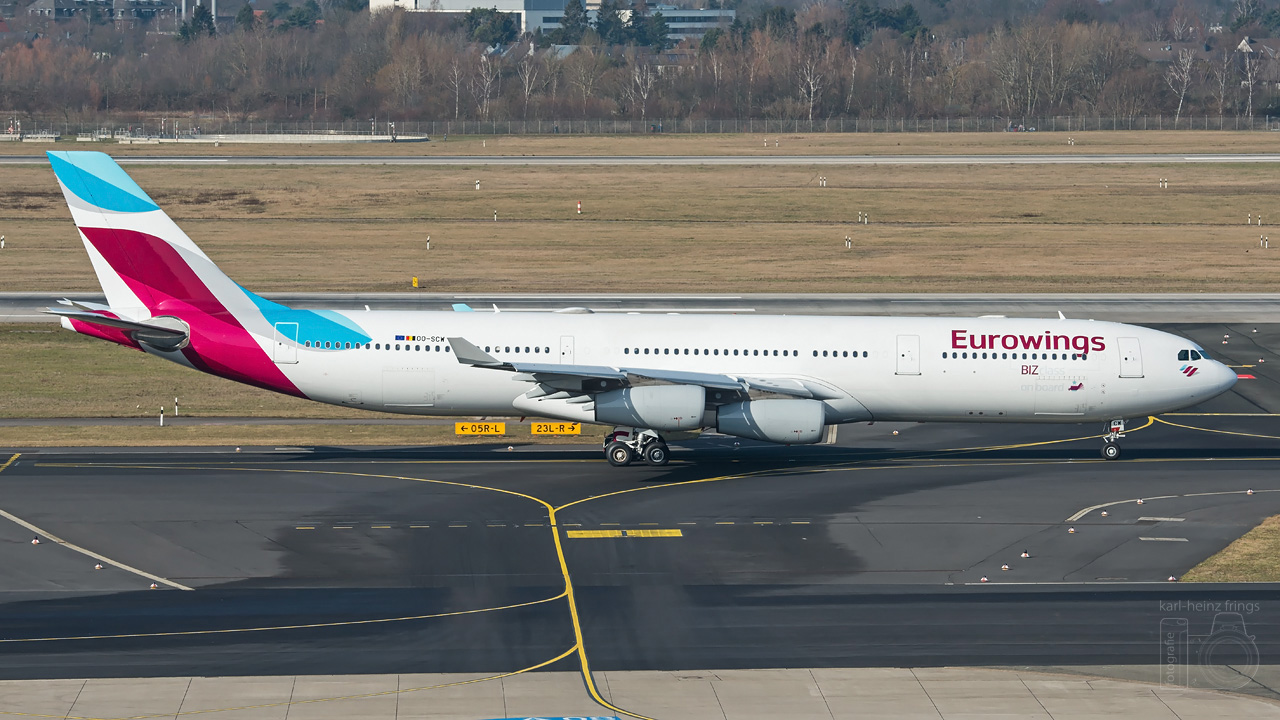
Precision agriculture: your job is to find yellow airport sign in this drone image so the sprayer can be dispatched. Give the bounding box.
[532,422,581,435]
[455,422,505,435]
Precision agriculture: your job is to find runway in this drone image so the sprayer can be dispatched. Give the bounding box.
[8,292,1280,323]
[5,153,1280,166]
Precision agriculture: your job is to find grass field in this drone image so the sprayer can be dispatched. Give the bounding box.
[0,324,609,445]
[3,155,1280,293]
[1182,515,1280,582]
[4,129,1280,156]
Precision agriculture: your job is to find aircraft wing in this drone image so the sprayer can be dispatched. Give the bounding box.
[447,337,837,399]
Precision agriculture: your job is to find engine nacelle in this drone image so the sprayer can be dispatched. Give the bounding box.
[595,385,706,432]
[716,399,825,445]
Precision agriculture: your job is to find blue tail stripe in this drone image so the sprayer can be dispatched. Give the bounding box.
[47,151,160,214]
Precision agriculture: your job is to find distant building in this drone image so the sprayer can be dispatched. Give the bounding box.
[368,0,731,39]
[538,4,731,39]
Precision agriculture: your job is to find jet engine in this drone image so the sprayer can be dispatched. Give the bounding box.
[595,385,706,431]
[716,399,825,444]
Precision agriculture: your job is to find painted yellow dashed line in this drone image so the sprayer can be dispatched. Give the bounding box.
[567,529,623,538]
[332,526,352,529]
[566,529,684,539]
[715,521,734,525]
[295,526,315,530]
[371,525,391,529]
[627,525,686,535]
[448,524,467,528]
[410,525,430,528]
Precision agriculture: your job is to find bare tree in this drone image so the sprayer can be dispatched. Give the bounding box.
[470,53,498,119]
[1210,49,1234,116]
[1164,48,1196,127]
[565,44,605,117]
[1243,51,1262,119]
[516,49,540,119]
[446,57,465,119]
[624,50,658,124]
[843,43,859,115]
[796,35,827,122]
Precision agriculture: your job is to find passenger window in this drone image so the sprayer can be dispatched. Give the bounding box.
[1190,350,1202,361]
[644,348,650,354]
[734,349,739,356]
[753,350,758,356]
[1178,350,1189,361]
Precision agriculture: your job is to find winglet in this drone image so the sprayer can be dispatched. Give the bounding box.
[451,303,474,312]
[1058,310,1066,320]
[448,337,503,367]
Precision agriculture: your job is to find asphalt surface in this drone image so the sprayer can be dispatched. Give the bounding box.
[6,153,1280,166]
[9,292,1280,323]
[1,322,1279,681]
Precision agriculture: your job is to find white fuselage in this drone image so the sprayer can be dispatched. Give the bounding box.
[196,311,1236,427]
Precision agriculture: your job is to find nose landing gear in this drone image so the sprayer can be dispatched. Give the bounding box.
[1101,419,1126,460]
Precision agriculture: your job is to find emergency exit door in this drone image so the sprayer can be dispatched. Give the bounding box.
[1117,337,1143,378]
[896,335,920,375]
[272,322,298,364]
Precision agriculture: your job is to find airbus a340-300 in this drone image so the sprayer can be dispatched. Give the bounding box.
[44,151,1236,465]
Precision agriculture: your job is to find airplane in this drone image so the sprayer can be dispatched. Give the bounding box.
[43,150,1237,466]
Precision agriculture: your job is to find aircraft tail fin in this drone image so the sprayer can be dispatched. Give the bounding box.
[47,151,252,320]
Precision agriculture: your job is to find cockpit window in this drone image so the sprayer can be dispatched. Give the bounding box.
[1178,350,1189,361]
[1191,350,1203,361]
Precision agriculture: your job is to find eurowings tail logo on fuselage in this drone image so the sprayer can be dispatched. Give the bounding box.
[1181,365,1199,377]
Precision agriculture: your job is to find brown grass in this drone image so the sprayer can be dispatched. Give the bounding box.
[3,160,1279,293]
[1181,515,1280,582]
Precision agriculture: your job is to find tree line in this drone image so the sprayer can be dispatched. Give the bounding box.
[2,0,1280,125]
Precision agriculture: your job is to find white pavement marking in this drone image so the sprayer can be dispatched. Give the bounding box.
[1066,488,1280,522]
[0,455,192,591]
[1139,537,1189,542]
[1137,516,1185,522]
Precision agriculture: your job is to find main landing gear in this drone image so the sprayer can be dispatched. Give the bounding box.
[1101,419,1126,460]
[603,427,669,467]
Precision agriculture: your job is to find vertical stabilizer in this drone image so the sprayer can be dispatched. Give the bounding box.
[47,151,244,321]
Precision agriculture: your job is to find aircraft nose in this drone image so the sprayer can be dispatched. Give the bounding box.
[1213,361,1238,395]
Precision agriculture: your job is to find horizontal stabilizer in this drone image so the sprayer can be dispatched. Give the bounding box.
[47,308,189,350]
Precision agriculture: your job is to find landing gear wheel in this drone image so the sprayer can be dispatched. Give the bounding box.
[605,442,634,467]
[1101,441,1121,461]
[643,443,670,466]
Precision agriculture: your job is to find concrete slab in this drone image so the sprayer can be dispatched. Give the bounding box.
[392,672,507,720]
[2,668,1279,720]
[498,671,613,718]
[176,676,294,720]
[0,678,82,718]
[67,676,192,718]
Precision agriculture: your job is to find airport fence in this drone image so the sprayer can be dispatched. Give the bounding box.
[6,115,1280,138]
